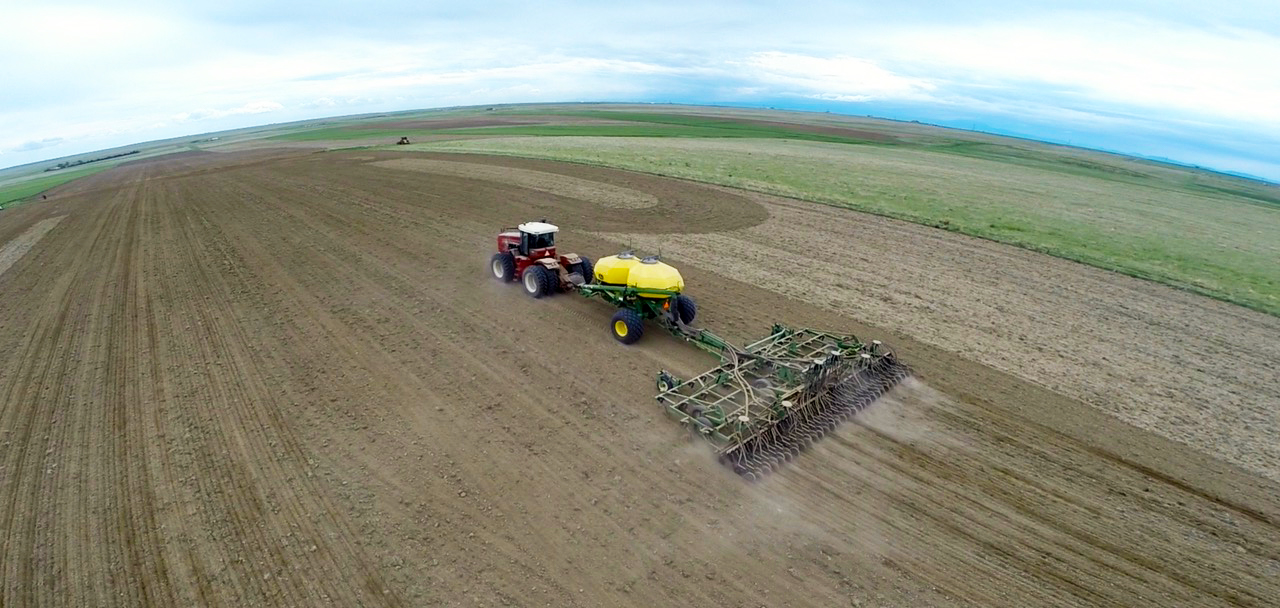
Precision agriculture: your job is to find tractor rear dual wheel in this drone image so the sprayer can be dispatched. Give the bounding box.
[523,265,555,298]
[491,253,516,282]
[610,309,645,344]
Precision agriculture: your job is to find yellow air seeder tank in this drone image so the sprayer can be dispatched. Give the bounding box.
[594,252,683,297]
[593,251,639,285]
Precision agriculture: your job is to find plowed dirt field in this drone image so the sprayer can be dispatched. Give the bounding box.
[2,149,1277,607]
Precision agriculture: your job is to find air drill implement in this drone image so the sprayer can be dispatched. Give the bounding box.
[490,222,911,478]
[654,326,909,479]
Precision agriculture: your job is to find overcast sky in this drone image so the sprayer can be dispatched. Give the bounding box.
[2,1,1278,180]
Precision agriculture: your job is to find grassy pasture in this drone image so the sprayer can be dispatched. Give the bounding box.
[0,167,107,209]
[403,135,1280,315]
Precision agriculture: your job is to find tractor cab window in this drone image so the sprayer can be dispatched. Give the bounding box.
[520,231,555,254]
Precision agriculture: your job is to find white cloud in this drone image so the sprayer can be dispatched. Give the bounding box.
[172,101,284,123]
[11,137,66,153]
[737,52,938,102]
[302,98,338,108]
[871,14,1280,127]
[3,5,178,54]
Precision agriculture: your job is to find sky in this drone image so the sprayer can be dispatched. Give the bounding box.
[2,1,1278,180]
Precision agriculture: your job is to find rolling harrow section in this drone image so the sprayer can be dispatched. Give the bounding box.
[657,326,910,479]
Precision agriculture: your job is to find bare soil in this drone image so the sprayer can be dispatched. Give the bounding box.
[1,149,1277,607]
[371,158,659,209]
[0,216,63,278]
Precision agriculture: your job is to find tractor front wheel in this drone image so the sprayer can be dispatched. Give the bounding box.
[491,252,516,282]
[523,264,554,298]
[576,256,594,284]
[610,308,645,344]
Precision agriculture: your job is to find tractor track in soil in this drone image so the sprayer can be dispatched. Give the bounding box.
[0,148,1277,607]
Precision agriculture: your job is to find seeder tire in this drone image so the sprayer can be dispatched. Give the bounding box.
[523,265,554,298]
[610,309,645,344]
[673,294,697,325]
[491,252,516,282]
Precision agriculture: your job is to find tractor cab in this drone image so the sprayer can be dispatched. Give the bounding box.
[518,221,558,256]
[498,220,559,259]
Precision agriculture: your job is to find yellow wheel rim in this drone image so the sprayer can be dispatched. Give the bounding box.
[614,320,628,338]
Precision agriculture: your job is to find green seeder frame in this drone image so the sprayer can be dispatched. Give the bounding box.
[573,282,909,478]
[575,283,678,317]
[654,326,882,439]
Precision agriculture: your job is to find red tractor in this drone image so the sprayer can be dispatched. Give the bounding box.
[490,221,594,298]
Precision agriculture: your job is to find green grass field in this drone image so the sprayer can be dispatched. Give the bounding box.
[0,167,108,209]
[400,133,1280,316]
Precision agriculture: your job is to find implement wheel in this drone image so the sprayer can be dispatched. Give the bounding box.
[523,265,554,298]
[610,309,644,344]
[491,252,516,282]
[672,294,697,325]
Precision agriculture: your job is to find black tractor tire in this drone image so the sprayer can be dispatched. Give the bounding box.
[576,256,595,284]
[522,265,554,298]
[672,294,698,325]
[546,266,563,294]
[610,308,645,344]
[491,252,516,282]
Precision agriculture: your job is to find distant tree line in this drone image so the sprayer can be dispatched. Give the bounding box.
[45,150,140,172]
